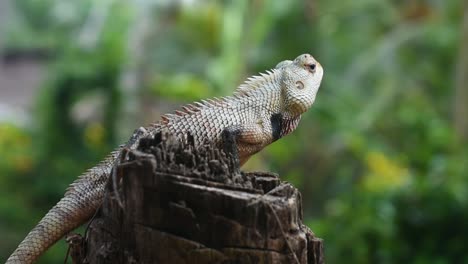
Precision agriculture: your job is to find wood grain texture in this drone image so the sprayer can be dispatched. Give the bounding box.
[69,133,324,264]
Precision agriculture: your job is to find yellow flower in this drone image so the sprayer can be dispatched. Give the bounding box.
[84,122,105,149]
[0,123,34,174]
[362,151,409,192]
[13,155,33,173]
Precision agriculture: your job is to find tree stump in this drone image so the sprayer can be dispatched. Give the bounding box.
[69,133,324,264]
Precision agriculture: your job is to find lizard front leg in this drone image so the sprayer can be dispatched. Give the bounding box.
[222,118,273,166]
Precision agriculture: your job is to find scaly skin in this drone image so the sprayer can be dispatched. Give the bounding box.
[7,53,323,263]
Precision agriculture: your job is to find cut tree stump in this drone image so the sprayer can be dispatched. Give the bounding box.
[68,133,324,264]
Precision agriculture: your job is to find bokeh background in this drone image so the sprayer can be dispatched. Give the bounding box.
[0,0,467,263]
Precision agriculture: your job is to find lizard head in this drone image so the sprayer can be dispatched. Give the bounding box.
[277,53,323,117]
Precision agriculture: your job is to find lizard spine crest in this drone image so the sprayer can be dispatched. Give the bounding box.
[158,69,281,125]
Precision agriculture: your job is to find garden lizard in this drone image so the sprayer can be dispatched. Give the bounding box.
[6,53,323,263]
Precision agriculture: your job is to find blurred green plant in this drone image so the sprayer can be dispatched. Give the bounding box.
[1,0,130,262]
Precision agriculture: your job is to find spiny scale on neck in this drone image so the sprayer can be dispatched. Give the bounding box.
[234,69,281,96]
[154,68,282,127]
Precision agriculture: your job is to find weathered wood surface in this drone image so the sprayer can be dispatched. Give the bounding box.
[69,133,324,264]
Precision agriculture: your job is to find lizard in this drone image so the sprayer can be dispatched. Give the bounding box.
[6,53,323,263]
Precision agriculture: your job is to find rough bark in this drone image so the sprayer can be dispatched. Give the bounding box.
[68,133,324,264]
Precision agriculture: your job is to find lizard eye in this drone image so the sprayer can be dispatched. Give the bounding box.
[307,63,316,72]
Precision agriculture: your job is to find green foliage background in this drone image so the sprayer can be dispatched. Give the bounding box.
[0,0,466,263]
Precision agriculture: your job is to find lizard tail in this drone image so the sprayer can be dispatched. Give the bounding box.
[6,150,117,263]
[6,193,97,264]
